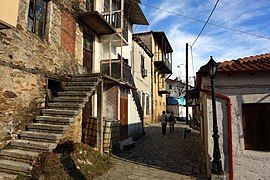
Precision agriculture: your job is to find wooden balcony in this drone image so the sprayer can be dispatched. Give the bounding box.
[154,54,172,74]
[158,81,170,95]
[102,11,129,42]
[77,11,116,35]
[100,59,132,84]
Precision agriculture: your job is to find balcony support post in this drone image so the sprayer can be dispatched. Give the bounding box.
[120,0,124,79]
[109,41,112,77]
[97,80,104,154]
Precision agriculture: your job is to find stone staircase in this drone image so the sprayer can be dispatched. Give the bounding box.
[0,73,102,176]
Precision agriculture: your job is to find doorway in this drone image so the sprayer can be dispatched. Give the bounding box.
[120,87,128,140]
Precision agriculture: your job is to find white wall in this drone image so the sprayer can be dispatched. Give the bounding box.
[201,72,270,180]
[132,39,152,124]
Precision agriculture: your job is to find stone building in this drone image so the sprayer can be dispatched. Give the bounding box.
[197,53,270,180]
[133,31,173,123]
[0,0,148,175]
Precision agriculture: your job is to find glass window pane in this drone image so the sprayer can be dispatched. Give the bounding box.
[28,0,34,18]
[35,0,46,21]
[28,18,34,32]
[35,20,43,37]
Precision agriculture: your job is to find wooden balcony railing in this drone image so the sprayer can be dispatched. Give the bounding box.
[154,52,172,74]
[158,81,170,94]
[100,59,132,84]
[102,11,128,42]
[102,11,121,29]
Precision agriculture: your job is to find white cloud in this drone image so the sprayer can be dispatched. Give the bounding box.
[147,0,187,27]
[138,0,270,81]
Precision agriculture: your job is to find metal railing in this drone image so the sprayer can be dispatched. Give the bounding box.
[100,59,132,83]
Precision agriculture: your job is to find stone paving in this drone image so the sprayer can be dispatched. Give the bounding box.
[95,123,208,180]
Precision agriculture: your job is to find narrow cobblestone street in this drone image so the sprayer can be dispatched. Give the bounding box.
[95,123,208,180]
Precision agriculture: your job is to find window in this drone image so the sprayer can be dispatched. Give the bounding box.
[242,103,270,150]
[146,95,150,115]
[169,85,172,89]
[86,0,94,11]
[141,55,147,78]
[141,55,145,70]
[28,0,48,38]
[112,0,121,11]
[104,0,110,12]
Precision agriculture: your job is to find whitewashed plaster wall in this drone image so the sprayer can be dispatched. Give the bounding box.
[127,40,152,137]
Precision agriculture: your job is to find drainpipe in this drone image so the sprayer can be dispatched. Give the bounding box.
[197,74,233,180]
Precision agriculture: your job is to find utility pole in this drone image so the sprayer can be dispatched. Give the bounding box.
[184,43,188,139]
[185,43,189,126]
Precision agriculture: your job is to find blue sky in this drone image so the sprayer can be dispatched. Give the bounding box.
[134,0,270,80]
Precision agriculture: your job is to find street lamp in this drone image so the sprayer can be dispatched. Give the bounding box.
[206,56,224,175]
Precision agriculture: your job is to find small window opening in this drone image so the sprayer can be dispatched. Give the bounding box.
[46,79,62,105]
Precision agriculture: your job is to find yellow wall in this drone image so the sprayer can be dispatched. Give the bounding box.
[151,35,167,123]
[0,0,19,28]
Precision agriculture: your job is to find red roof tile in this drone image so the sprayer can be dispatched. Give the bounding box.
[218,53,270,72]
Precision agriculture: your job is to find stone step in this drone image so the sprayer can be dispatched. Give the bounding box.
[0,160,32,174]
[0,149,39,163]
[10,139,57,152]
[53,96,88,103]
[0,172,17,179]
[36,115,75,124]
[42,109,80,116]
[66,81,98,86]
[58,91,93,97]
[63,86,94,91]
[27,123,68,133]
[71,77,100,82]
[19,131,62,143]
[47,102,85,109]
[73,73,101,78]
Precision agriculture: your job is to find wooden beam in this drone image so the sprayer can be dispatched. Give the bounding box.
[97,80,104,154]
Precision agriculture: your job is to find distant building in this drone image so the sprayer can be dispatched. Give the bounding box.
[129,36,153,136]
[166,78,192,118]
[133,31,173,123]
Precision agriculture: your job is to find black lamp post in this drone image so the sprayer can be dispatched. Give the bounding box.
[206,56,224,175]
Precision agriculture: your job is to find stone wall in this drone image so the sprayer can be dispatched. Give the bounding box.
[0,0,87,147]
[0,66,46,148]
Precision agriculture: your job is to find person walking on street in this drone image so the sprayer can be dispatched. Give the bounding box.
[161,111,167,135]
[169,111,176,132]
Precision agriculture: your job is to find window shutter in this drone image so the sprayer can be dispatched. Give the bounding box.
[242,105,258,150]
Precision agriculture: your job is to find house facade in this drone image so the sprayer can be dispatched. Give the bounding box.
[133,31,173,123]
[131,36,153,129]
[198,53,270,180]
[0,0,149,174]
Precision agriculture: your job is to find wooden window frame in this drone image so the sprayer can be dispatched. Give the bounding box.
[146,95,150,115]
[242,103,270,151]
[28,0,49,39]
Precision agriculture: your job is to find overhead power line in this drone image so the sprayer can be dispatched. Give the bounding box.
[139,2,270,41]
[191,0,220,46]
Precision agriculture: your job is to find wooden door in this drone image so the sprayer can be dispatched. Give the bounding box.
[83,33,93,73]
[120,89,128,140]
